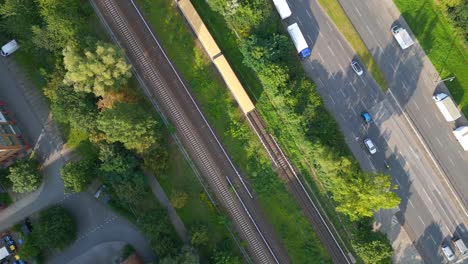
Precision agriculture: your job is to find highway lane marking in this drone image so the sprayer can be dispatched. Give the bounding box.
[435,137,443,148]
[432,182,442,195]
[408,198,415,208]
[423,117,432,128]
[326,20,333,31]
[319,31,324,38]
[337,40,345,52]
[350,83,356,93]
[418,216,425,227]
[409,146,418,158]
[429,234,437,244]
[338,63,344,72]
[340,112,346,121]
[317,78,325,87]
[422,188,433,204]
[327,45,335,57]
[412,99,420,111]
[353,5,362,17]
[365,25,373,35]
[306,9,312,19]
[448,156,455,166]
[328,94,336,105]
[359,76,366,86]
[339,89,346,98]
[307,35,314,44]
[351,107,357,115]
[395,177,401,186]
[317,51,324,62]
[297,18,303,26]
[390,62,397,72]
[445,225,451,234]
[330,72,336,80]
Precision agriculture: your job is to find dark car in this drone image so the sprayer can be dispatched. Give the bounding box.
[361,111,372,123]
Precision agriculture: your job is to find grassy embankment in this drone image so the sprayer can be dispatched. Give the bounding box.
[394,0,468,116]
[317,0,388,90]
[136,0,332,263]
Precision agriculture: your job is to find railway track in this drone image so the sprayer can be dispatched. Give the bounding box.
[247,110,353,264]
[92,0,289,263]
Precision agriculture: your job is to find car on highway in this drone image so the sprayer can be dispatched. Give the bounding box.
[351,60,363,76]
[361,111,372,123]
[363,138,377,154]
[441,243,456,261]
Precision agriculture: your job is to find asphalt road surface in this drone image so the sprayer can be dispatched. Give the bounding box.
[91,0,290,263]
[284,0,468,262]
[0,57,155,262]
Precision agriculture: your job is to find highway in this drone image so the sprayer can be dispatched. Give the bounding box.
[284,0,468,262]
[91,0,291,263]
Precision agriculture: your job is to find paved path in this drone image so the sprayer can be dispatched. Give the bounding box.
[0,57,155,262]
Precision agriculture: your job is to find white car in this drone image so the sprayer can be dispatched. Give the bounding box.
[351,60,364,76]
[363,138,377,154]
[441,243,456,261]
[1,40,19,57]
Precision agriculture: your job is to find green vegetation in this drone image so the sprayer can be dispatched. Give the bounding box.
[317,0,388,90]
[19,205,77,260]
[7,159,42,193]
[60,158,97,193]
[136,0,333,262]
[394,0,468,116]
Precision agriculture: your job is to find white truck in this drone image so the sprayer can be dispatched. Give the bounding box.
[0,246,10,261]
[272,0,292,20]
[433,93,461,122]
[287,23,311,60]
[391,26,414,50]
[453,126,468,151]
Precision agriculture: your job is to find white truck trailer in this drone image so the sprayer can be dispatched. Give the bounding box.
[433,93,461,122]
[272,0,292,20]
[453,126,468,151]
[287,23,311,60]
[391,26,414,49]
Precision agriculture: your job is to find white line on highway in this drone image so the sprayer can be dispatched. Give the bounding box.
[423,117,431,128]
[429,234,437,244]
[445,225,451,234]
[422,188,433,204]
[409,145,418,158]
[317,78,325,87]
[340,89,346,98]
[351,107,357,115]
[411,74,416,82]
[408,199,414,208]
[327,45,335,57]
[338,63,344,72]
[307,35,314,44]
[390,63,397,72]
[418,216,425,227]
[340,113,346,121]
[326,20,333,31]
[365,25,373,35]
[435,137,443,148]
[319,31,324,38]
[330,73,336,80]
[328,94,336,105]
[432,182,442,195]
[412,99,420,111]
[317,51,324,62]
[353,5,362,17]
[297,18,303,26]
[306,9,312,19]
[448,156,455,167]
[350,83,356,93]
[337,40,345,52]
[394,177,401,186]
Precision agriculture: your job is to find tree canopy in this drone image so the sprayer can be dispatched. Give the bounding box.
[60,158,97,193]
[7,159,42,193]
[34,205,77,250]
[97,102,158,153]
[63,42,132,97]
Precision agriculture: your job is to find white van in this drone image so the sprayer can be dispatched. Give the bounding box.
[453,236,468,256]
[1,40,19,57]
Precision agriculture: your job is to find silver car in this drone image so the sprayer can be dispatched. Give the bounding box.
[351,60,364,76]
[364,138,377,154]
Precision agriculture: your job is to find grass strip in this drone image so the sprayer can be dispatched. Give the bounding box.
[394,0,468,116]
[317,0,389,90]
[135,0,332,262]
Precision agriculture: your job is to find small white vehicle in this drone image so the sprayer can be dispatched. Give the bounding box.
[433,93,461,122]
[391,26,414,49]
[453,126,468,151]
[452,236,468,256]
[1,40,19,57]
[363,138,377,154]
[441,243,456,261]
[351,60,363,76]
[272,0,292,20]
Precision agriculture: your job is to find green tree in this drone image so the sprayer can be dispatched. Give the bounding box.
[0,0,41,41]
[160,246,200,264]
[354,239,393,264]
[170,190,188,209]
[63,43,132,97]
[97,102,158,153]
[189,225,209,247]
[7,159,42,193]
[98,143,139,178]
[211,250,242,264]
[330,172,400,220]
[19,235,41,259]
[60,158,96,193]
[35,205,77,250]
[137,210,179,257]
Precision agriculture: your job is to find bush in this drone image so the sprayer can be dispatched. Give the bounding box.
[34,205,77,250]
[170,190,188,209]
[7,159,42,193]
[60,158,97,193]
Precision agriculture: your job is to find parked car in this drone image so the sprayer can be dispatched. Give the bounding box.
[94,184,107,199]
[361,111,372,123]
[363,138,377,154]
[441,243,456,261]
[351,60,364,76]
[0,40,19,57]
